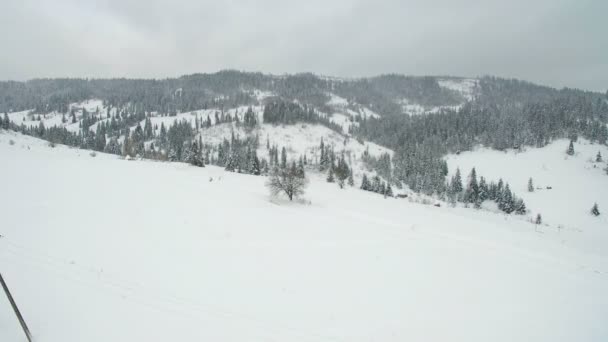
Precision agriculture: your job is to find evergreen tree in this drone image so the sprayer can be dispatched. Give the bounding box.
[251,150,261,175]
[327,167,335,183]
[499,183,514,213]
[450,168,463,196]
[281,147,287,169]
[347,169,354,186]
[527,178,534,192]
[168,148,178,161]
[535,213,542,225]
[385,184,394,197]
[566,140,575,156]
[3,113,9,129]
[478,176,488,202]
[591,203,600,216]
[463,167,479,203]
[514,198,527,215]
[188,141,204,167]
[361,174,370,191]
[296,157,305,178]
[596,151,603,162]
[372,176,382,193]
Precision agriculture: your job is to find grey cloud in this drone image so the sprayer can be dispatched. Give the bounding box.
[0,0,606,91]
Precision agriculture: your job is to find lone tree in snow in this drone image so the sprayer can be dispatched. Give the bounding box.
[266,165,308,201]
[591,203,600,216]
[596,151,603,162]
[535,213,542,225]
[527,178,534,192]
[566,140,575,156]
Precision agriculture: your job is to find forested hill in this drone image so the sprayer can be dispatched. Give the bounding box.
[0,71,489,115]
[1,71,606,198]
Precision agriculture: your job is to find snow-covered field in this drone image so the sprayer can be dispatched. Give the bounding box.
[445,139,608,233]
[1,131,607,342]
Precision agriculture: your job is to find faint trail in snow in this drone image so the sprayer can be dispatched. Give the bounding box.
[0,237,345,342]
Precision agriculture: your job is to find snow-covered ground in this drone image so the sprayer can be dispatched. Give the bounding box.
[438,78,478,101]
[198,122,392,182]
[445,139,608,232]
[1,131,607,342]
[397,78,477,116]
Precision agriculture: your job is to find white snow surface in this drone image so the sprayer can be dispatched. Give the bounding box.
[445,139,608,234]
[438,78,478,101]
[1,131,608,342]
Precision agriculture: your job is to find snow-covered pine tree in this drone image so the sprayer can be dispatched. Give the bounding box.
[527,178,534,192]
[3,113,9,129]
[514,198,527,215]
[591,203,600,216]
[168,148,178,161]
[451,168,463,195]
[281,147,287,169]
[327,167,335,183]
[296,157,305,178]
[463,167,479,203]
[566,140,575,156]
[478,176,488,202]
[535,213,542,225]
[496,179,504,201]
[500,184,514,213]
[596,151,603,162]
[361,174,370,191]
[372,176,382,193]
[385,184,393,197]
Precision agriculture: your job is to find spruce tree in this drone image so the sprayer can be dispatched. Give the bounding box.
[500,184,514,213]
[296,157,305,178]
[361,174,370,191]
[514,198,527,215]
[281,147,287,169]
[478,176,488,202]
[450,168,463,196]
[566,140,575,156]
[591,203,600,216]
[327,167,335,183]
[464,167,479,203]
[385,184,394,197]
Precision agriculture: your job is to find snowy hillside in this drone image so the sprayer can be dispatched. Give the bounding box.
[3,99,393,185]
[1,131,608,342]
[198,121,391,180]
[399,78,477,116]
[445,139,608,234]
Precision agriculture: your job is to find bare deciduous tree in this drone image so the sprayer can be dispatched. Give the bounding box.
[266,166,308,201]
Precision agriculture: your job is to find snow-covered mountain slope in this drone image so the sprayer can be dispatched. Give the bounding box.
[399,78,478,116]
[323,93,381,133]
[199,121,391,180]
[4,99,392,184]
[438,78,478,101]
[445,139,608,232]
[6,99,114,134]
[1,131,607,342]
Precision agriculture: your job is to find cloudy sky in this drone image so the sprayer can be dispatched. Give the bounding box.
[0,0,606,91]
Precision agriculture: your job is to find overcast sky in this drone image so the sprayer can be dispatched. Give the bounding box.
[0,0,606,91]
